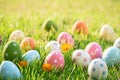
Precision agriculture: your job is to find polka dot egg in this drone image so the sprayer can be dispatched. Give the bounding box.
[72,49,91,67]
[45,40,61,52]
[22,50,40,66]
[88,58,108,79]
[85,42,102,60]
[0,61,22,80]
[3,41,22,63]
[44,50,65,70]
[9,30,24,42]
[102,46,120,66]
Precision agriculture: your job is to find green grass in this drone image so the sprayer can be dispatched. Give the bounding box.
[0,0,120,80]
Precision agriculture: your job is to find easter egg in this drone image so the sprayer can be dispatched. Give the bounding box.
[22,50,40,65]
[9,30,24,42]
[20,37,35,51]
[72,20,88,34]
[45,40,61,52]
[85,42,102,60]
[102,46,120,66]
[88,58,108,79]
[42,19,58,31]
[114,37,120,50]
[0,61,21,80]
[100,24,116,42]
[3,41,22,62]
[44,50,64,70]
[72,49,91,67]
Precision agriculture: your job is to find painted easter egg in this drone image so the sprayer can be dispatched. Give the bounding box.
[72,49,91,67]
[0,61,21,80]
[9,30,24,42]
[45,40,61,52]
[100,24,116,42]
[72,20,88,34]
[22,50,40,66]
[102,46,120,66]
[3,41,22,62]
[57,32,74,51]
[85,42,102,60]
[44,50,64,70]
[114,37,120,50]
[42,19,58,31]
[20,37,35,51]
[88,58,108,79]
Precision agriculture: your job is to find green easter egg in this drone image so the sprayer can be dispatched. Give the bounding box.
[42,19,58,31]
[3,41,22,63]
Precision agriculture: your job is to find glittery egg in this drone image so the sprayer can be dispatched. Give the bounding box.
[88,58,108,79]
[100,24,116,42]
[0,61,22,80]
[72,49,91,66]
[44,50,65,69]
[9,30,24,42]
[45,40,61,52]
[102,46,120,66]
[85,42,102,60]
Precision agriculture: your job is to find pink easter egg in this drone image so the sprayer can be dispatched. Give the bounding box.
[44,50,65,69]
[57,32,74,46]
[85,42,102,60]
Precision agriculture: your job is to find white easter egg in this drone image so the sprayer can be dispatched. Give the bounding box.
[100,24,116,42]
[88,58,108,79]
[114,37,120,50]
[72,49,91,66]
[45,40,61,52]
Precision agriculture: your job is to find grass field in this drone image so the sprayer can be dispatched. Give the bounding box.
[0,0,120,80]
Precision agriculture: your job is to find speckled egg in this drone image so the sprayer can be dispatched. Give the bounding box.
[88,58,108,79]
[85,42,102,60]
[22,50,40,65]
[72,49,91,67]
[102,46,120,66]
[3,41,22,63]
[44,50,65,69]
[45,40,61,52]
[0,61,21,80]
[100,24,116,42]
[57,32,74,46]
[20,37,35,51]
[114,37,120,50]
[72,20,88,34]
[9,30,24,42]
[42,19,58,31]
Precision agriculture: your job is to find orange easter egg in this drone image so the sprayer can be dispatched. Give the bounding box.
[72,20,88,34]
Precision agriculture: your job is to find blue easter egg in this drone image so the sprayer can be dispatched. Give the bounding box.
[0,61,21,80]
[102,46,120,66]
[22,50,40,65]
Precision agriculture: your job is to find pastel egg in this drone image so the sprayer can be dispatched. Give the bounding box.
[3,41,22,63]
[44,50,65,70]
[72,20,88,34]
[72,49,91,67]
[85,42,102,60]
[9,30,24,42]
[88,58,108,79]
[0,61,22,80]
[22,50,40,65]
[20,37,35,51]
[45,40,61,52]
[102,46,120,66]
[114,37,120,50]
[57,32,74,46]
[100,24,116,42]
[42,19,58,31]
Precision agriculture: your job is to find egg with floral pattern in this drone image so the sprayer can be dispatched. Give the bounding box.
[72,49,91,67]
[44,50,65,70]
[88,58,108,79]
